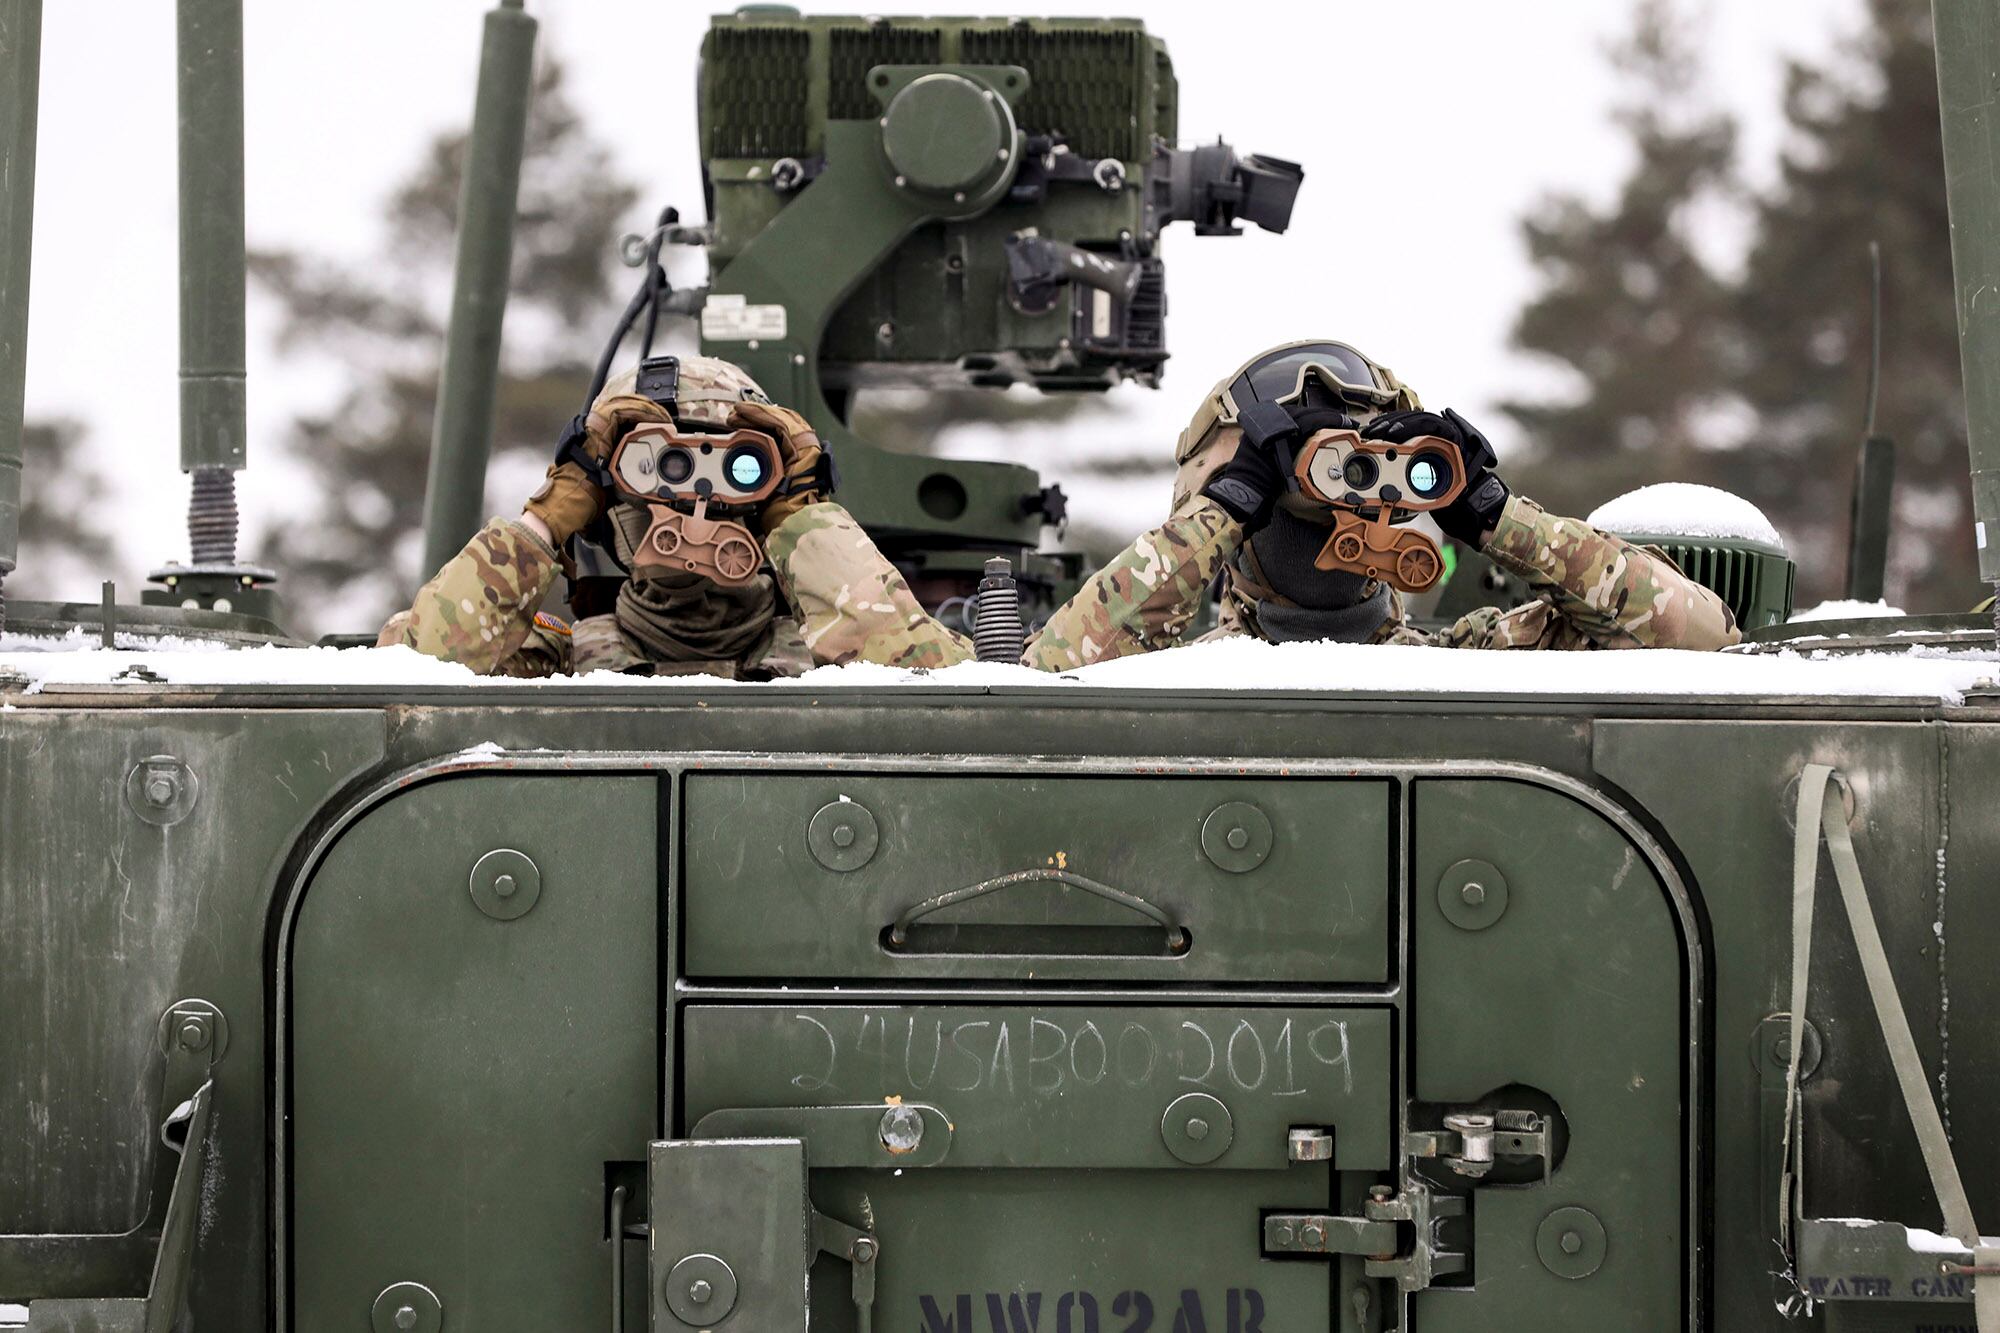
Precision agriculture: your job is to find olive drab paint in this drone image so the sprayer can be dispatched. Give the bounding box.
[4,6,2000,1333]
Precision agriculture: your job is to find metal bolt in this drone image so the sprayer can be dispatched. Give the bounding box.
[144,774,178,807]
[1225,826,1249,850]
[177,1018,210,1052]
[893,175,907,188]
[492,873,517,898]
[1460,881,1486,906]
[1560,1230,1583,1255]
[393,1306,418,1331]
[851,1236,878,1264]
[832,825,856,849]
[1185,1117,1210,1141]
[953,190,966,203]
[880,1104,925,1154]
[1369,1185,1395,1201]
[1272,1221,1295,1245]
[689,1279,713,1304]
[1302,1222,1326,1248]
[1773,1036,1793,1062]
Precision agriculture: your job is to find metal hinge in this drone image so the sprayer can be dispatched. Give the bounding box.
[1263,1182,1467,1292]
[1405,1109,1552,1181]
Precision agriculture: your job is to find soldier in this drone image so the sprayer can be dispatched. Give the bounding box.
[379,354,955,677]
[788,339,1741,671]
[1022,339,1742,668]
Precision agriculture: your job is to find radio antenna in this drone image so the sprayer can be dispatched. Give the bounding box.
[1864,239,1882,437]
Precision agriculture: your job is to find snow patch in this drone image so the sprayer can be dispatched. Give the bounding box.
[1,635,1991,704]
[1791,598,1906,623]
[1588,482,1785,549]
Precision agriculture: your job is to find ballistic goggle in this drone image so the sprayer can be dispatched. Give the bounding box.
[1218,341,1409,421]
[1290,427,1465,594]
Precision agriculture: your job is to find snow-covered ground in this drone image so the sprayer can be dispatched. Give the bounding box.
[2,635,1993,705]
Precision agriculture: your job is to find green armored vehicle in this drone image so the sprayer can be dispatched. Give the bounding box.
[1,3,1998,1332]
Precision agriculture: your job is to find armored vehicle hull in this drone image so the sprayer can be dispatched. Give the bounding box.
[3,671,1995,1330]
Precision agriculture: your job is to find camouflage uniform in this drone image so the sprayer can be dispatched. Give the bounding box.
[1022,489,1739,666]
[380,357,846,679]
[769,352,1739,671]
[1018,373,1741,667]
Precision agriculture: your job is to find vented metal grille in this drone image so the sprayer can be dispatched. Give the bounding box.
[1153,44,1178,144]
[705,27,812,158]
[1125,258,1166,352]
[1647,541,1796,630]
[829,25,944,120]
[961,27,1148,160]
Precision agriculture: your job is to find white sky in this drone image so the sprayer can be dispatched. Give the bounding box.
[17,0,1863,598]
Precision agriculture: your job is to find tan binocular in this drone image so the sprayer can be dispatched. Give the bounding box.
[1291,428,1466,593]
[607,422,784,586]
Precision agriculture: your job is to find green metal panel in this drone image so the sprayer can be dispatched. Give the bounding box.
[811,1168,1337,1331]
[1592,720,1966,1332]
[0,0,38,590]
[1410,778,1686,1329]
[682,1003,1387,1329]
[682,1005,1392,1171]
[681,773,1392,982]
[289,774,657,1333]
[0,707,385,1325]
[1932,0,2000,587]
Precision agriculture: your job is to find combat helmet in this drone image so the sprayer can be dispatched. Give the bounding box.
[1172,340,1424,641]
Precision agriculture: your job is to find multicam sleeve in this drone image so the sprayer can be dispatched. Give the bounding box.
[375,517,568,676]
[1460,495,1741,650]
[764,500,977,668]
[1023,495,1245,671]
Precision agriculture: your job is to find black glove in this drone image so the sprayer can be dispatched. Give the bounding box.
[1360,407,1509,546]
[1204,402,1358,528]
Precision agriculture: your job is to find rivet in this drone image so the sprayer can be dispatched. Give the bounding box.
[1186,1117,1210,1141]
[1460,881,1486,906]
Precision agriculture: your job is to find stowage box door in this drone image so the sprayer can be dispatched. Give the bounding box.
[682,773,1392,983]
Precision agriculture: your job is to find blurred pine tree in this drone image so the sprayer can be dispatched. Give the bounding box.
[1506,0,1975,612]
[252,58,640,636]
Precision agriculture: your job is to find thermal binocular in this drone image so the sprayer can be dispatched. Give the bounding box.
[607,421,784,586]
[1292,428,1465,593]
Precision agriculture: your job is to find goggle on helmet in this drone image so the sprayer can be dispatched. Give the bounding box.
[1215,340,1419,422]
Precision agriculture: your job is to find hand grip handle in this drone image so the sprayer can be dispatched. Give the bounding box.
[887,868,1187,953]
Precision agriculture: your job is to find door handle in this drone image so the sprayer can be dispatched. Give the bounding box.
[886,868,1188,954]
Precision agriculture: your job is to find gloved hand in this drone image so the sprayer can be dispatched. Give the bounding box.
[526,393,677,547]
[522,463,606,548]
[1360,407,1509,546]
[728,399,831,535]
[1203,402,1323,528]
